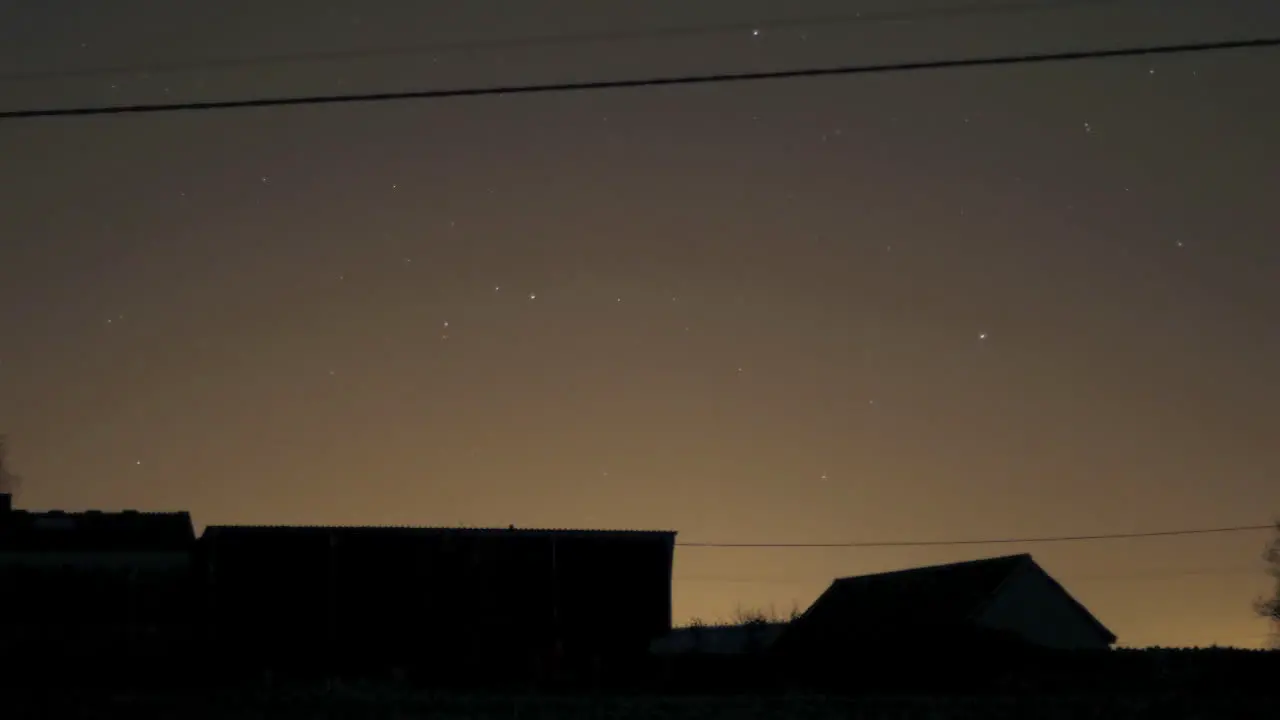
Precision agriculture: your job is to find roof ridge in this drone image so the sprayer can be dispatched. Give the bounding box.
[833,553,1031,583]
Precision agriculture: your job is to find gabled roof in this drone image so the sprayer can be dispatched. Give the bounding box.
[0,510,196,552]
[802,554,1030,632]
[780,553,1115,649]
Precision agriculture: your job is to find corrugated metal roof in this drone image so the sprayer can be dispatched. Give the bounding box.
[200,524,676,539]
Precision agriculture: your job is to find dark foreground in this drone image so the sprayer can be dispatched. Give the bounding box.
[4,646,1278,718]
[7,685,1280,720]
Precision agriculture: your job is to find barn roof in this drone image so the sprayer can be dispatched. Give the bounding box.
[782,553,1116,647]
[822,553,1031,626]
[0,509,196,553]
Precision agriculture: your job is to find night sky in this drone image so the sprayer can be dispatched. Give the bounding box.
[2,0,1279,649]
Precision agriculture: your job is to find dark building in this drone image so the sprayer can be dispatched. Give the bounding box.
[0,493,198,668]
[771,554,1116,692]
[777,553,1115,653]
[196,524,676,682]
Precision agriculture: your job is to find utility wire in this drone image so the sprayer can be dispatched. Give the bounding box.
[676,523,1275,548]
[3,36,1278,121]
[0,0,1132,84]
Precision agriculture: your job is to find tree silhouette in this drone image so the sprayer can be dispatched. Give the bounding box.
[1254,521,1280,649]
[0,434,21,495]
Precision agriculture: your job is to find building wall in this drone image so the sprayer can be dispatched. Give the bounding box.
[974,565,1111,650]
[198,528,332,661]
[0,550,190,570]
[0,552,197,659]
[198,527,675,675]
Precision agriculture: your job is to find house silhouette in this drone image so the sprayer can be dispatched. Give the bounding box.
[776,553,1115,655]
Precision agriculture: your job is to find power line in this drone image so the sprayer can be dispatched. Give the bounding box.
[0,0,1132,84]
[676,523,1275,548]
[3,35,1278,121]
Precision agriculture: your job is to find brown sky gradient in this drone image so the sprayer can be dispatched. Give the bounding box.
[1,0,1279,649]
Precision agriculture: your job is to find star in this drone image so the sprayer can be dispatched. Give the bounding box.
[979,333,988,340]
[529,292,537,300]
[751,28,760,36]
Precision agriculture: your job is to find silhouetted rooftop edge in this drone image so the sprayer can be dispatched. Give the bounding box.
[201,524,677,536]
[829,552,1032,583]
[790,552,1118,647]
